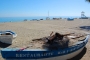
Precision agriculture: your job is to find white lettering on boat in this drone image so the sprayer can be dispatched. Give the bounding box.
[16,52,53,57]
[15,43,84,58]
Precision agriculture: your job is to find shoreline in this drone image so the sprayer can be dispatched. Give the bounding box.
[0,17,89,23]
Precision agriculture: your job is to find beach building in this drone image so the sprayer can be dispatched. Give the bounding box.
[80,11,88,19]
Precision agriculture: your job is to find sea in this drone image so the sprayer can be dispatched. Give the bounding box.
[0,16,80,23]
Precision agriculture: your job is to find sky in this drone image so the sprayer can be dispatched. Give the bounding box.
[0,0,90,17]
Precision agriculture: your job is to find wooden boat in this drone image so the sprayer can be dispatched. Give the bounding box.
[0,33,90,60]
[0,30,17,44]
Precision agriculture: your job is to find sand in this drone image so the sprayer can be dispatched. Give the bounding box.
[0,19,90,60]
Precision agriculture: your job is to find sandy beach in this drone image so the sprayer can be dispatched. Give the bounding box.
[0,19,90,60]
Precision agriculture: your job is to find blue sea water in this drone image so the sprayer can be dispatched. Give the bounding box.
[0,16,80,23]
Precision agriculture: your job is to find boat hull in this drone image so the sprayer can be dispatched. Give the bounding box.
[0,35,13,44]
[0,30,17,44]
[1,35,89,60]
[38,47,84,60]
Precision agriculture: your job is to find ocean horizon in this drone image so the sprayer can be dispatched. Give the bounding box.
[0,16,81,23]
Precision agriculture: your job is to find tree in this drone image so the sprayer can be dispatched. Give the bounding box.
[86,0,90,2]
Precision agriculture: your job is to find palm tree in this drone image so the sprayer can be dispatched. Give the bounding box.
[86,0,90,2]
